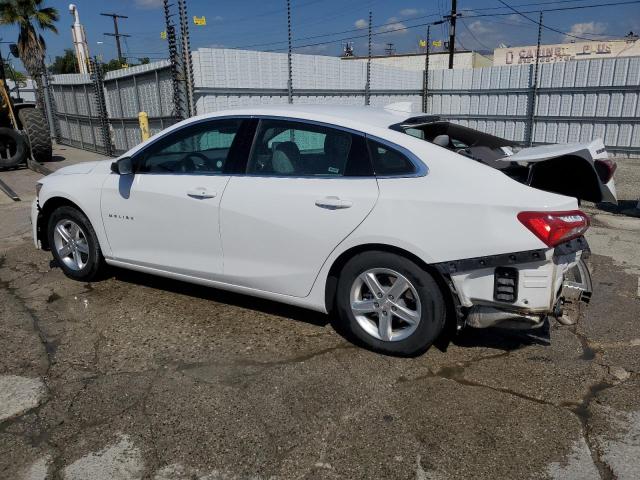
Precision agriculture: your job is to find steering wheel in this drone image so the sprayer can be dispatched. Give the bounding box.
[180,152,209,172]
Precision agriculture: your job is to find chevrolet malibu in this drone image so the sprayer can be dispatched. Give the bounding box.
[32,105,593,355]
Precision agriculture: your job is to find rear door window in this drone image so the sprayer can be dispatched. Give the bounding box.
[247,119,372,177]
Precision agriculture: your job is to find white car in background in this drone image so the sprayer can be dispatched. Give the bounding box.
[33,105,595,356]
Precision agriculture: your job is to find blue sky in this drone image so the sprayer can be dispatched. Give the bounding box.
[2,0,640,64]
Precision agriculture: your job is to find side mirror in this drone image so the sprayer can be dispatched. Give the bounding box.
[111,157,133,175]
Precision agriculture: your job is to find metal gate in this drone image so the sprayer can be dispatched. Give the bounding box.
[49,74,111,155]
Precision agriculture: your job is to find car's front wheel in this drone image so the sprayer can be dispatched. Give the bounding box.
[336,251,446,356]
[47,206,106,281]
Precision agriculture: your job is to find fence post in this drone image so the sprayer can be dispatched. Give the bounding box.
[41,69,58,140]
[286,0,293,104]
[164,0,186,120]
[365,10,372,106]
[525,11,543,146]
[138,112,150,141]
[422,25,431,113]
[90,57,113,157]
[178,0,195,116]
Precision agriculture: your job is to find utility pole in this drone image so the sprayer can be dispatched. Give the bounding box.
[447,0,457,69]
[100,12,130,65]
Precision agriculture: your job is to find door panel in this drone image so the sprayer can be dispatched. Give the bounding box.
[220,177,378,297]
[101,174,230,278]
[100,118,249,278]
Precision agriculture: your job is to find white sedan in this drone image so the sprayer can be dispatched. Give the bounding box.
[32,105,592,355]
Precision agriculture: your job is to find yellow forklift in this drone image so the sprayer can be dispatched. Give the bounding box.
[0,59,52,169]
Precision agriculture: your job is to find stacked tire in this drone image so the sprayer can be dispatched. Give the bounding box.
[18,108,52,163]
[0,127,27,169]
[0,108,52,169]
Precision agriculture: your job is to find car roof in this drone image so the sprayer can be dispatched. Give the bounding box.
[191,104,416,131]
[125,105,439,157]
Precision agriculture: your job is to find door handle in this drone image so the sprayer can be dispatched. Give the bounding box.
[315,196,353,210]
[187,188,217,199]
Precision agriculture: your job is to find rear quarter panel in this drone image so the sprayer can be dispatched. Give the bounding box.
[305,141,579,312]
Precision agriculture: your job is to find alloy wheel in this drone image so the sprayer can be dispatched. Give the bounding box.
[53,219,90,271]
[349,268,421,342]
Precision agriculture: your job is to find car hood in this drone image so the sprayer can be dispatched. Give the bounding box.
[48,161,102,176]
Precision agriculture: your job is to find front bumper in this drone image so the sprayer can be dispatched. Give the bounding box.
[435,237,590,329]
[31,199,40,249]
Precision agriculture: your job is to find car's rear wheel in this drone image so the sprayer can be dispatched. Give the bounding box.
[336,251,446,356]
[48,206,105,281]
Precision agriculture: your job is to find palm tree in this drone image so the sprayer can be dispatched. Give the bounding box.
[0,0,59,107]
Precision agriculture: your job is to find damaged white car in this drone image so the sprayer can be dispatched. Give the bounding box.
[32,105,613,355]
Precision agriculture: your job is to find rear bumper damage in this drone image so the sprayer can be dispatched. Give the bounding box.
[435,237,591,330]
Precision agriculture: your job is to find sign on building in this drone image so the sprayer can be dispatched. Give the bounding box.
[493,38,640,66]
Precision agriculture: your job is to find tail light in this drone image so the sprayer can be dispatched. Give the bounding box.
[517,210,589,247]
[594,159,617,183]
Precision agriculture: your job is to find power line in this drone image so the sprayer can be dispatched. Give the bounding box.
[229,13,441,50]
[261,0,639,53]
[460,0,607,13]
[460,19,492,51]
[494,0,613,41]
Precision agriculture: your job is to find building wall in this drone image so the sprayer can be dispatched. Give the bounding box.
[7,79,36,102]
[494,38,640,66]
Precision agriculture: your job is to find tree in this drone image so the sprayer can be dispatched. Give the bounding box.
[0,0,59,107]
[3,62,27,86]
[49,48,78,74]
[101,58,125,73]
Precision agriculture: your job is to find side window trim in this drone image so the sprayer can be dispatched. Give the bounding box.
[131,116,251,175]
[365,134,429,178]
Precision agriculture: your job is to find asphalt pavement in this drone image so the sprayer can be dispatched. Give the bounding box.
[1,146,639,480]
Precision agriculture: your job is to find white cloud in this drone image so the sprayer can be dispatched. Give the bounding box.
[354,18,368,29]
[564,22,607,42]
[400,8,419,16]
[468,20,495,35]
[134,0,164,8]
[378,17,408,35]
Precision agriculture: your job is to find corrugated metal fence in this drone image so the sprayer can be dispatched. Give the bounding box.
[49,49,640,157]
[427,57,640,156]
[50,62,177,155]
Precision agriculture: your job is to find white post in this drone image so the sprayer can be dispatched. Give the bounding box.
[69,4,90,74]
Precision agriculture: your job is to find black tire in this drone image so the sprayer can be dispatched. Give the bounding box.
[336,251,446,356]
[18,108,52,163]
[0,127,28,168]
[47,206,106,281]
